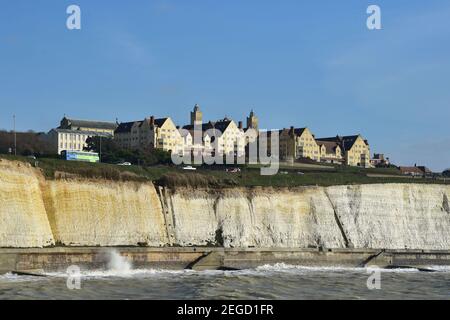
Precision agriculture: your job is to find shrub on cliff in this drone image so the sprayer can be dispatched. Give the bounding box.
[156,172,237,188]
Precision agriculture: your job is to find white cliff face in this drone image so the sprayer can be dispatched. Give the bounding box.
[326,184,450,250]
[162,189,218,247]
[166,187,350,248]
[0,160,54,248]
[166,185,450,249]
[44,180,168,247]
[0,159,449,249]
[215,188,345,248]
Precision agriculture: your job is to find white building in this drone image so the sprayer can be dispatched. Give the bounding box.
[45,129,113,155]
[44,117,117,154]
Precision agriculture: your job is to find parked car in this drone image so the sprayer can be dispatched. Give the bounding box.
[226,168,241,173]
[182,166,197,171]
[117,162,132,166]
[297,172,305,175]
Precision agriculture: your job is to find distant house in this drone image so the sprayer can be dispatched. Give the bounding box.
[398,166,431,176]
[278,127,321,162]
[183,118,245,157]
[371,154,390,167]
[115,116,183,154]
[417,166,433,176]
[181,105,247,157]
[44,117,117,155]
[316,140,344,164]
[58,117,117,135]
[316,135,371,168]
[179,128,212,157]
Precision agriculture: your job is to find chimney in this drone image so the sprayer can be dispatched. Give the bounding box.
[150,116,155,127]
[238,121,243,130]
[289,126,295,136]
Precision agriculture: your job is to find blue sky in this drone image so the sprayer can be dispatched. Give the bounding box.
[0,0,449,170]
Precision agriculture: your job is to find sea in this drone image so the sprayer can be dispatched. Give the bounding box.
[1,254,449,300]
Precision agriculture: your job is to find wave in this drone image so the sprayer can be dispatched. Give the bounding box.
[2,263,450,283]
[0,272,47,283]
[253,263,448,274]
[44,268,193,279]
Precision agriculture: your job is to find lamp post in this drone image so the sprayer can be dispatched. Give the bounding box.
[13,114,17,156]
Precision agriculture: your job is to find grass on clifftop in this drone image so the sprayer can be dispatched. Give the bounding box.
[1,154,448,188]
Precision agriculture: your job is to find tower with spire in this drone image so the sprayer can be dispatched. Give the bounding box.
[190,104,203,126]
[246,110,259,130]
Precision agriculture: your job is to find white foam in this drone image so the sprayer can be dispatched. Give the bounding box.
[429,265,450,272]
[106,249,133,274]
[0,272,47,283]
[44,268,192,279]
[254,263,444,274]
[4,262,448,283]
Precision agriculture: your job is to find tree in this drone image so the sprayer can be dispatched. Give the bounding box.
[84,136,172,166]
[443,169,450,177]
[0,130,54,156]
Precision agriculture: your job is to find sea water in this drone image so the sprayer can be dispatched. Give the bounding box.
[1,262,449,300]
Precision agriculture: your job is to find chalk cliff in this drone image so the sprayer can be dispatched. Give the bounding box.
[43,180,167,247]
[0,159,449,250]
[0,161,54,247]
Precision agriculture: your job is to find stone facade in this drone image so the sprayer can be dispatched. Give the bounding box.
[316,135,371,168]
[115,117,183,154]
[278,127,321,161]
[317,140,344,164]
[182,106,248,157]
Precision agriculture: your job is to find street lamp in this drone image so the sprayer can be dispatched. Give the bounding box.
[13,114,17,156]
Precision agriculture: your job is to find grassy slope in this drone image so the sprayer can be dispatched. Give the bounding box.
[1,154,448,188]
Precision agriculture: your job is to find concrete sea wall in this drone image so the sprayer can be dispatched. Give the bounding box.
[0,159,449,251]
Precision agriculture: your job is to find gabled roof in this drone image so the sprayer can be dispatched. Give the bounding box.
[182,119,234,137]
[399,166,424,174]
[115,121,140,134]
[316,135,367,151]
[317,140,340,154]
[60,117,117,131]
[292,128,307,136]
[279,127,308,137]
[212,120,233,133]
[137,118,169,128]
[183,122,213,132]
[115,118,171,134]
[50,128,113,138]
[340,135,361,151]
[155,118,169,127]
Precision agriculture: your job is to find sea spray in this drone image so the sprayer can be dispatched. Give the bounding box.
[106,249,133,273]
